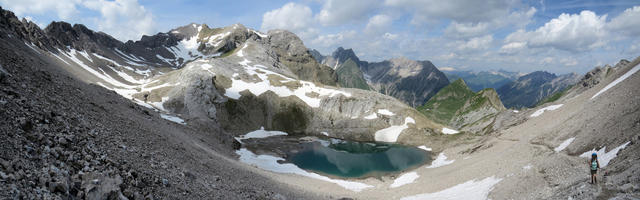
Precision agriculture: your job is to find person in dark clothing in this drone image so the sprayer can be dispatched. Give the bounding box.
[590,152,600,184]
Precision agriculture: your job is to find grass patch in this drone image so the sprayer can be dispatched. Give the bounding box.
[219,47,238,58]
[418,79,474,123]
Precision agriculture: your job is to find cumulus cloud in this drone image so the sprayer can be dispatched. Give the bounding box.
[364,14,392,34]
[505,10,608,52]
[261,3,313,32]
[0,0,80,20]
[316,0,380,26]
[384,0,512,23]
[82,0,155,41]
[607,6,640,36]
[261,2,319,41]
[499,41,527,54]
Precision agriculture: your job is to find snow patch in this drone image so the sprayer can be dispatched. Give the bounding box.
[237,43,248,57]
[252,30,268,38]
[321,131,329,136]
[427,153,455,168]
[235,127,288,141]
[554,137,575,152]
[530,104,563,117]
[236,148,373,192]
[62,49,135,89]
[442,128,460,135]
[390,172,419,188]
[160,114,186,125]
[374,117,415,143]
[591,63,640,99]
[364,113,378,119]
[523,164,532,170]
[401,176,502,200]
[225,59,351,107]
[377,109,395,116]
[579,141,630,167]
[25,42,40,54]
[418,145,432,151]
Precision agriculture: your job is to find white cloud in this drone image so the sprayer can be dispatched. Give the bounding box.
[261,3,314,32]
[316,0,379,26]
[82,0,155,41]
[505,10,608,52]
[444,7,536,39]
[607,6,640,36]
[499,42,526,54]
[384,0,512,23]
[0,0,80,20]
[365,14,392,34]
[456,35,494,51]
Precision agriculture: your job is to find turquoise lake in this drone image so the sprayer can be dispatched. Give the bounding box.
[287,139,430,178]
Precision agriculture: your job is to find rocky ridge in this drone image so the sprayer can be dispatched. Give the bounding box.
[418,79,506,132]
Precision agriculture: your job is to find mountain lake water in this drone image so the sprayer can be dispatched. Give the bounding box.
[286,139,430,178]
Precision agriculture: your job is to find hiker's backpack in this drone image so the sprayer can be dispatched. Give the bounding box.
[591,160,598,170]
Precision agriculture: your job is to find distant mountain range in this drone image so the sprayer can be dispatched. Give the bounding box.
[441,69,521,92]
[439,68,580,109]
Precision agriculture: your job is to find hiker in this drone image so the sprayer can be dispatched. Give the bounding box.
[590,152,600,184]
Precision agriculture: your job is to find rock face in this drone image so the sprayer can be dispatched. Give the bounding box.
[363,57,450,107]
[497,71,580,108]
[266,30,337,86]
[418,79,505,131]
[316,47,369,90]
[335,59,370,90]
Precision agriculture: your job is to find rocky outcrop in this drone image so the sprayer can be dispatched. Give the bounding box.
[497,71,580,108]
[267,30,337,86]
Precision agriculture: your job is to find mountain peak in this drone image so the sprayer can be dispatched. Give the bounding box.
[451,78,468,88]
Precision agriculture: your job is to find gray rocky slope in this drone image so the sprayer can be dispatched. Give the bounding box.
[0,9,326,199]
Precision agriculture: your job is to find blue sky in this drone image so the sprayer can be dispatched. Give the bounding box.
[2,0,640,74]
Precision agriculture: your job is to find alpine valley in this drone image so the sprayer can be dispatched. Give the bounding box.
[0,5,639,200]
